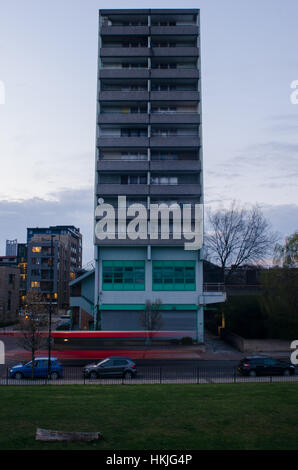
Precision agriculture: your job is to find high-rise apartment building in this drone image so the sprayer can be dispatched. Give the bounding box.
[94,9,225,340]
[26,226,82,311]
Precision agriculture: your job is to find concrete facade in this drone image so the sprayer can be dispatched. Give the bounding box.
[90,9,225,340]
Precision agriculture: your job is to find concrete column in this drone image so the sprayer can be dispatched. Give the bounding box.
[94,246,100,330]
[196,304,204,343]
[146,257,152,295]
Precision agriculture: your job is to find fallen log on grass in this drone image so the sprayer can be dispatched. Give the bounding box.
[36,428,102,442]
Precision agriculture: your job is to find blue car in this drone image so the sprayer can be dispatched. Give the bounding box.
[9,357,63,380]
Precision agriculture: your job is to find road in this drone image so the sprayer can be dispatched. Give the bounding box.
[1,332,295,384]
[1,359,297,385]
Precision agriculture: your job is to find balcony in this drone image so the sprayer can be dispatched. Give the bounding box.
[151,26,199,36]
[100,47,150,58]
[150,69,199,79]
[150,90,199,101]
[98,113,149,125]
[97,160,149,172]
[101,26,149,36]
[150,136,200,148]
[150,160,201,172]
[150,184,201,196]
[150,113,200,125]
[203,283,225,292]
[99,90,149,101]
[152,47,198,57]
[97,184,149,196]
[98,136,149,148]
[99,69,149,79]
[202,283,226,304]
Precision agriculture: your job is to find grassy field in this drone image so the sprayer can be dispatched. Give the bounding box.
[0,383,298,450]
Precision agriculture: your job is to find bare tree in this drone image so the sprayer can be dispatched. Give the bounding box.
[139,299,164,344]
[205,202,279,282]
[17,290,48,378]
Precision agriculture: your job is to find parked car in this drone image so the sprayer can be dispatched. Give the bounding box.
[83,357,137,379]
[9,357,63,380]
[237,356,295,377]
[56,318,71,330]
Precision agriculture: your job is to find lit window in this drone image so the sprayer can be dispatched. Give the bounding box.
[31,281,40,288]
[32,246,42,253]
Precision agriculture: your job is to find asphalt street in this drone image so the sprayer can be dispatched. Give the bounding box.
[1,332,295,384]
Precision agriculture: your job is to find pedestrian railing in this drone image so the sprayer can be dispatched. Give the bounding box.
[0,365,297,386]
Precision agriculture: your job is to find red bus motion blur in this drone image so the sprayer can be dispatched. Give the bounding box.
[51,330,196,360]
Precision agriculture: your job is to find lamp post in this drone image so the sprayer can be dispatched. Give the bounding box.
[47,235,54,380]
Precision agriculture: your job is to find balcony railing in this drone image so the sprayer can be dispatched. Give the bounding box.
[203,283,225,292]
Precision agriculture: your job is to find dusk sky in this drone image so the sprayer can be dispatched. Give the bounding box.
[0,0,297,263]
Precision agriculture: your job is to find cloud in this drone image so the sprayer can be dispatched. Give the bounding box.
[205,138,298,205]
[0,189,297,265]
[265,114,298,133]
[262,204,298,239]
[0,187,94,264]
[229,141,298,168]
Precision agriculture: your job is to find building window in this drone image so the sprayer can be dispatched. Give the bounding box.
[152,261,196,291]
[31,281,40,288]
[102,261,145,290]
[32,246,42,253]
[151,176,178,185]
[120,175,147,185]
[31,269,40,276]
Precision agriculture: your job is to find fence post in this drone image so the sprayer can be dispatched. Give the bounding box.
[159,367,162,384]
[6,366,8,385]
[196,367,199,384]
[233,367,236,384]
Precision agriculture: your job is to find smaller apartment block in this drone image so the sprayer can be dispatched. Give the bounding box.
[27,226,82,311]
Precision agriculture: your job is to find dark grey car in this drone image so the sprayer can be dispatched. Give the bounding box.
[83,357,137,379]
[238,356,295,377]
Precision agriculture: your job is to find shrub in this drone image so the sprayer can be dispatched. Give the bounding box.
[181,336,193,345]
[170,339,180,345]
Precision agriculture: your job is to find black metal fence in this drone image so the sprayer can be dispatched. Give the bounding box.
[1,365,297,385]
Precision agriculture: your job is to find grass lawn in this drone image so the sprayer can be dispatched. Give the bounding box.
[0,383,298,450]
